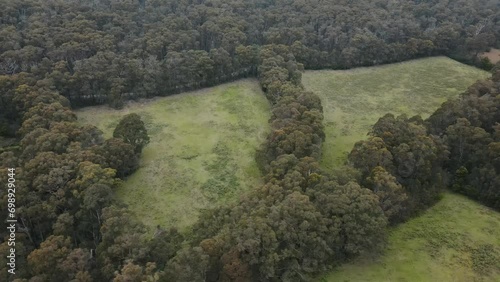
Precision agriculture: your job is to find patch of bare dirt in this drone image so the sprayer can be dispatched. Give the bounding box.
[479,48,500,64]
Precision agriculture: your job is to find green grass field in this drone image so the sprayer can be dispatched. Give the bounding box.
[76,79,270,231]
[320,192,500,282]
[303,57,490,170]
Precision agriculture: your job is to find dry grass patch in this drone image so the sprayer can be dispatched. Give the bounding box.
[480,48,500,64]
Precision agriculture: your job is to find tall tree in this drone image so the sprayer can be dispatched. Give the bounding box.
[113,113,150,153]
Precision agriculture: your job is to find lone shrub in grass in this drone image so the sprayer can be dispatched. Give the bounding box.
[113,113,150,153]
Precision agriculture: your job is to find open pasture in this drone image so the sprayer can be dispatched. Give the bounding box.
[303,57,490,169]
[76,79,270,231]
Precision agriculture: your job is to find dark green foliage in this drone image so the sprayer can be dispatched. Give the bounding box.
[366,114,448,215]
[451,166,470,194]
[0,77,153,281]
[113,113,150,153]
[0,0,497,109]
[147,227,184,271]
[164,247,209,282]
[426,69,500,210]
[315,182,387,258]
[348,137,394,177]
[93,138,139,178]
[479,57,494,70]
[256,46,325,173]
[366,166,408,224]
[347,113,449,220]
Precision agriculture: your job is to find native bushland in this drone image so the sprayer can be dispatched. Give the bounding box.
[0,0,498,113]
[0,0,499,281]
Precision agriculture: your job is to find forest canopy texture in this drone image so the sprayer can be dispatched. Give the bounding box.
[0,0,499,111]
[0,0,499,281]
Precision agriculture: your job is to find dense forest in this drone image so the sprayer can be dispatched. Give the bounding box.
[1,0,499,115]
[0,0,499,281]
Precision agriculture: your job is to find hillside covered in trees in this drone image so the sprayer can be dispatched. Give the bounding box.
[0,0,499,281]
[1,0,499,116]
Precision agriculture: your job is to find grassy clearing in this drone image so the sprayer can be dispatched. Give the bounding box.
[76,79,270,231]
[319,192,500,282]
[302,57,490,169]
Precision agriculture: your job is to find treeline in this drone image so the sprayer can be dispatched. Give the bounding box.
[0,0,498,112]
[347,113,449,223]
[346,66,500,221]
[169,48,500,282]
[427,66,500,210]
[157,49,500,282]
[170,44,389,281]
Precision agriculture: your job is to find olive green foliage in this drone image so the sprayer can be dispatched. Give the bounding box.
[0,0,497,113]
[321,193,500,282]
[366,166,408,224]
[92,138,139,178]
[1,0,499,280]
[347,114,445,224]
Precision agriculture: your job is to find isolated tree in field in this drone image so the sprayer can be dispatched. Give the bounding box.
[113,113,150,153]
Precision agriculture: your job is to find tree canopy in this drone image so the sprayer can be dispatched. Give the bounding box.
[0,0,499,281]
